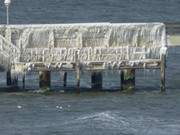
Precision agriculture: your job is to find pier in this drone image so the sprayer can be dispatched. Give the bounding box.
[0,23,167,92]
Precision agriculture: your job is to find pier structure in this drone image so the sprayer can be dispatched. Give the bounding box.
[0,23,167,92]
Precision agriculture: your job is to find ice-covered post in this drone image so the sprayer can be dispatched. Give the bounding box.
[121,69,135,93]
[39,71,51,91]
[160,27,167,92]
[75,50,80,93]
[121,44,135,93]
[160,54,166,92]
[4,0,11,25]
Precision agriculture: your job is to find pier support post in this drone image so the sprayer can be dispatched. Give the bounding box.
[91,71,102,89]
[39,71,51,91]
[75,51,80,93]
[11,75,18,86]
[76,64,80,93]
[6,70,18,87]
[160,54,166,92]
[121,69,135,92]
[6,70,11,86]
[60,71,67,87]
[22,73,25,89]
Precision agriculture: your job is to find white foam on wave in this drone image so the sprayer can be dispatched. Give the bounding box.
[61,111,180,135]
[64,111,130,129]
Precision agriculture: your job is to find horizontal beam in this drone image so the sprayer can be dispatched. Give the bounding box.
[14,59,161,72]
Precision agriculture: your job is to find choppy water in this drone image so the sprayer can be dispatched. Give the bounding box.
[0,0,180,24]
[0,0,180,134]
[0,91,180,135]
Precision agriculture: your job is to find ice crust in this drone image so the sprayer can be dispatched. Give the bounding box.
[0,23,167,72]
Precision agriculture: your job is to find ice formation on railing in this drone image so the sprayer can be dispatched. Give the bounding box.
[0,23,167,72]
[0,34,20,70]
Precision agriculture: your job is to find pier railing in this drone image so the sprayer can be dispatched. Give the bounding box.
[0,35,20,70]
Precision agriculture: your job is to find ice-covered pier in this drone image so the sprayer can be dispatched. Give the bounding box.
[0,23,167,92]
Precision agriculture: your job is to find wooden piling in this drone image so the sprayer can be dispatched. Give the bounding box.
[60,72,67,87]
[22,74,25,89]
[160,54,166,92]
[39,71,51,90]
[121,69,135,92]
[6,70,11,86]
[76,67,80,93]
[11,75,18,86]
[91,72,102,89]
[7,70,18,87]
[75,51,80,93]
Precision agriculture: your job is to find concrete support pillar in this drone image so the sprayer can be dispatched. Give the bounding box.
[121,69,135,92]
[91,72,102,89]
[39,71,51,90]
[160,54,166,92]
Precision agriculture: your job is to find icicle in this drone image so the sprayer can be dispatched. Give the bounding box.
[129,61,135,67]
[43,63,51,69]
[160,46,168,56]
[48,30,54,48]
[112,61,116,69]
[58,63,62,69]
